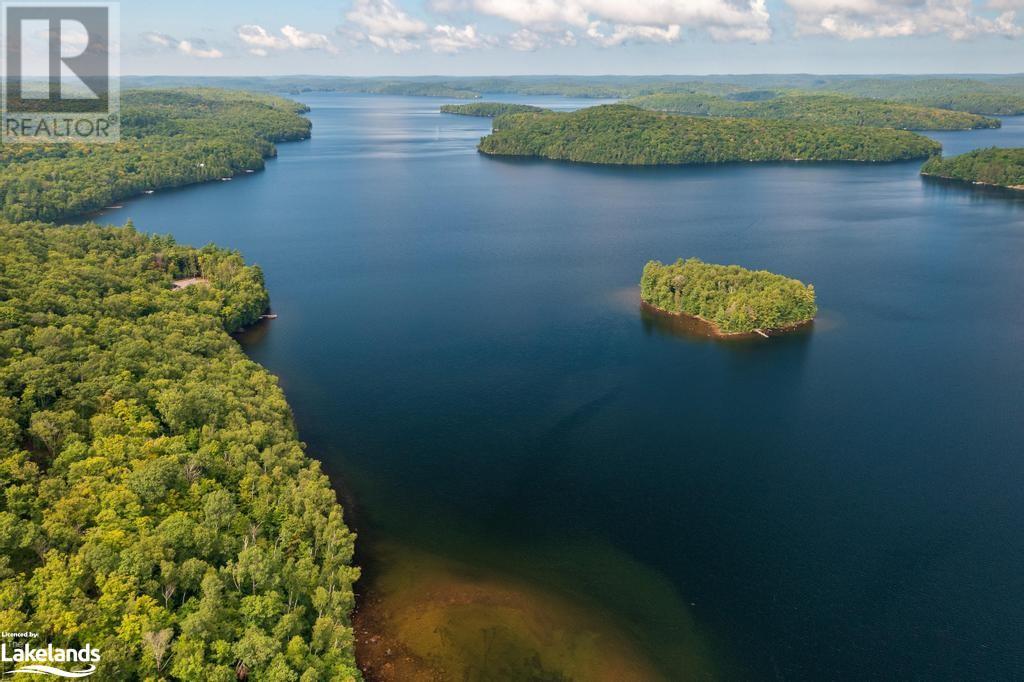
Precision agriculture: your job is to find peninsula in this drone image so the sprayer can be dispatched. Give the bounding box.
[640,258,817,336]
[0,88,312,223]
[626,92,1000,130]
[0,90,361,679]
[920,147,1024,190]
[478,105,942,165]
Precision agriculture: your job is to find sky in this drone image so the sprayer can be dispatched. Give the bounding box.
[122,0,1024,75]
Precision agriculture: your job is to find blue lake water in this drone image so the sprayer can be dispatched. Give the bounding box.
[92,95,1024,678]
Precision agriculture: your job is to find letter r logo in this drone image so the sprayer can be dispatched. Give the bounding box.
[1,2,119,142]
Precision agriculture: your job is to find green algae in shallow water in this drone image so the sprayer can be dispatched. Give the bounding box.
[355,540,721,681]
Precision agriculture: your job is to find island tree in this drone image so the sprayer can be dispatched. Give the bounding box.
[640,258,817,335]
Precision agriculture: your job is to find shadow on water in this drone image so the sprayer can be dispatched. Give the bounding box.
[482,152,931,177]
[921,173,1024,206]
[612,284,826,348]
[639,302,816,347]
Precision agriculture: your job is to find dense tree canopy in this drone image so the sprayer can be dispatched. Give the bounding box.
[0,221,360,680]
[626,92,999,130]
[0,89,312,223]
[440,102,546,117]
[824,78,1024,116]
[479,105,941,165]
[921,147,1024,189]
[640,259,817,334]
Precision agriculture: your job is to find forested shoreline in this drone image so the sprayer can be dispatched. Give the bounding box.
[0,89,312,223]
[921,147,1024,189]
[478,105,942,166]
[0,222,360,680]
[440,102,546,117]
[0,89,361,680]
[640,259,817,335]
[626,92,999,130]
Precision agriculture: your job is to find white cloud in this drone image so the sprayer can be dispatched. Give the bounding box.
[587,22,682,46]
[345,0,429,52]
[143,31,174,48]
[237,24,289,51]
[347,0,428,35]
[343,0,494,54]
[143,32,223,59]
[785,0,1023,39]
[464,0,772,42]
[507,27,545,50]
[282,25,338,51]
[366,34,422,51]
[502,26,584,50]
[177,40,224,59]
[236,24,337,55]
[429,24,496,52]
[340,0,1023,54]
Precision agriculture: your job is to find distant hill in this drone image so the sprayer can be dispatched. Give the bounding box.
[119,75,1024,115]
[626,92,999,130]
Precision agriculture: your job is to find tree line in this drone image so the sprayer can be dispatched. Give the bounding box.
[921,147,1024,188]
[626,92,999,131]
[440,102,546,117]
[825,78,1024,116]
[0,89,312,223]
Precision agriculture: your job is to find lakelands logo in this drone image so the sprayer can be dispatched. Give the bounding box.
[0,635,99,678]
[1,1,120,143]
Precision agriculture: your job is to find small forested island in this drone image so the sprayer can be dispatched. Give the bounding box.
[478,105,941,165]
[440,102,546,117]
[920,147,1024,190]
[640,258,817,335]
[0,88,312,223]
[625,92,999,130]
[0,221,359,679]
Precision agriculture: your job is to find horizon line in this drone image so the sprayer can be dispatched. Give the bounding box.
[119,71,1024,78]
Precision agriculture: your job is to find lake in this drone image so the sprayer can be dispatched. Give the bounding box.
[91,94,1024,679]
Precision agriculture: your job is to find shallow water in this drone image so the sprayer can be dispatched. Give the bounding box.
[92,95,1024,678]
